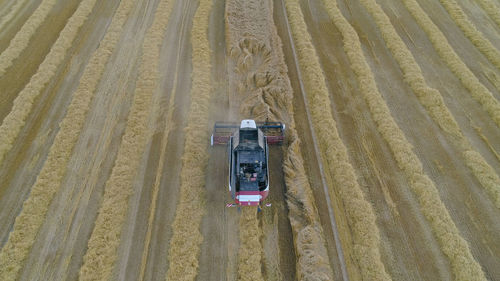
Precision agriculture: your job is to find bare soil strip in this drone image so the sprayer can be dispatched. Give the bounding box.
[284,0,391,279]
[0,0,135,279]
[438,0,500,70]
[0,0,97,170]
[77,0,174,280]
[165,0,213,280]
[0,0,56,76]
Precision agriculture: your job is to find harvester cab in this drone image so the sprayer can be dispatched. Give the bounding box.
[211,120,285,208]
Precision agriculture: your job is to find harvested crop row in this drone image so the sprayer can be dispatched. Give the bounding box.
[0,0,135,279]
[327,0,486,280]
[284,0,391,280]
[0,0,97,169]
[0,0,56,76]
[0,0,28,32]
[77,0,174,280]
[225,2,274,280]
[165,0,213,280]
[226,0,334,278]
[359,0,500,208]
[403,0,500,129]
[237,207,264,281]
[474,0,500,28]
[397,0,500,208]
[438,0,500,70]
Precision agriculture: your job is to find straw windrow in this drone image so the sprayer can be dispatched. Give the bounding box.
[351,0,500,209]
[165,0,213,280]
[237,207,264,281]
[285,0,391,279]
[0,0,29,32]
[474,0,500,29]
[394,0,500,208]
[438,0,500,70]
[0,0,57,76]
[398,0,500,129]
[77,0,174,280]
[0,0,135,280]
[0,0,98,168]
[326,0,487,279]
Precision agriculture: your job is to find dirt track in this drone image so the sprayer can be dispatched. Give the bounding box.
[0,0,499,280]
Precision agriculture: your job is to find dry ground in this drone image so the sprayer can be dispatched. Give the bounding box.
[0,0,499,280]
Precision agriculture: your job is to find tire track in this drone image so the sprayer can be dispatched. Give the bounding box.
[0,0,97,173]
[165,0,213,280]
[284,0,391,279]
[0,0,135,279]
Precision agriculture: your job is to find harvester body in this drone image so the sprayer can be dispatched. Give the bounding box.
[211,120,285,206]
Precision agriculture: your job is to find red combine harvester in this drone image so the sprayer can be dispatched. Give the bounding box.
[211,120,285,207]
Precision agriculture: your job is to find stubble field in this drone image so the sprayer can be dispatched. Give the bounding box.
[0,0,499,280]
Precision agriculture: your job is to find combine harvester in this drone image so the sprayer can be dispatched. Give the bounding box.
[211,120,285,208]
